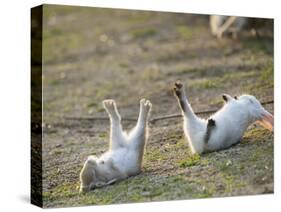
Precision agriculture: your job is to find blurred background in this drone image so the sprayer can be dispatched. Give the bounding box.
[41,5,273,121]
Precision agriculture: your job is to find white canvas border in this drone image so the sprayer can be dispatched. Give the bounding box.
[0,0,279,211]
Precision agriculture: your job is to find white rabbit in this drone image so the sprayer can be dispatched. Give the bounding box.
[210,15,247,39]
[79,99,152,193]
[173,81,273,154]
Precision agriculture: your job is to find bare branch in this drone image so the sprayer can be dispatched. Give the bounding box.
[64,100,274,124]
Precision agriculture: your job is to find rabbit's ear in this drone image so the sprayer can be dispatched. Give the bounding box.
[79,157,97,193]
[86,156,98,167]
[222,94,234,102]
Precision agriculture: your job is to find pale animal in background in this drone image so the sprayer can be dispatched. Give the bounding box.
[210,15,247,39]
[173,81,273,154]
[79,99,152,193]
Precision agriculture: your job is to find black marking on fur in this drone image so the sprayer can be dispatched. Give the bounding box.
[222,94,228,102]
[175,80,183,88]
[204,118,216,145]
[173,86,181,97]
[173,81,186,112]
[178,98,186,112]
[234,96,238,100]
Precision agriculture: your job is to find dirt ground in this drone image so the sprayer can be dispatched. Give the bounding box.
[40,5,274,208]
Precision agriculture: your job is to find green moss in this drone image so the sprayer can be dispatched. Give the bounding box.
[125,175,194,202]
[221,174,235,193]
[49,79,61,86]
[132,28,157,39]
[191,70,259,90]
[175,138,187,149]
[99,132,107,139]
[192,79,218,89]
[43,182,79,204]
[145,149,168,162]
[96,83,114,99]
[218,159,233,171]
[209,97,223,107]
[260,63,274,85]
[44,28,63,39]
[119,63,129,68]
[141,66,163,81]
[191,189,214,198]
[52,149,63,155]
[122,11,153,25]
[222,71,258,81]
[169,67,199,76]
[178,154,201,168]
[246,63,273,94]
[177,25,193,39]
[87,101,98,108]
[242,38,273,55]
